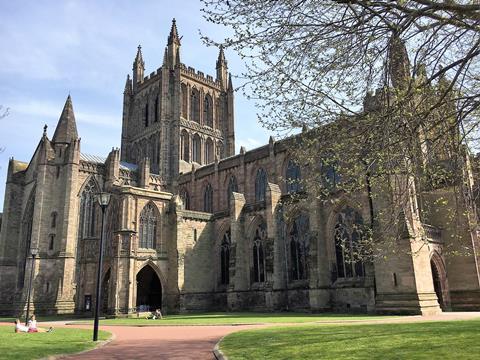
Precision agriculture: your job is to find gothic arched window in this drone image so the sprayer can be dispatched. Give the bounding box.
[215,98,220,129]
[192,134,201,163]
[227,175,238,207]
[255,168,268,202]
[79,178,98,239]
[181,83,188,119]
[286,160,302,194]
[290,215,309,281]
[203,183,213,213]
[217,141,224,159]
[180,130,190,162]
[144,101,149,127]
[180,188,190,210]
[139,203,157,249]
[154,96,159,122]
[51,212,57,228]
[190,89,200,123]
[220,230,231,285]
[334,207,365,279]
[19,190,35,288]
[205,138,214,164]
[322,158,341,190]
[204,94,213,127]
[252,222,267,283]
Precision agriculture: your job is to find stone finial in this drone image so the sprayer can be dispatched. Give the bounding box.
[43,124,48,137]
[240,146,246,155]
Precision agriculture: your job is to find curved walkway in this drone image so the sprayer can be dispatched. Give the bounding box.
[64,324,260,360]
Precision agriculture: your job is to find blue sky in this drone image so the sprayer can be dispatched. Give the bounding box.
[0,0,271,206]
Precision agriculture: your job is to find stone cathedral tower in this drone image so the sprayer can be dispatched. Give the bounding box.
[120,19,235,189]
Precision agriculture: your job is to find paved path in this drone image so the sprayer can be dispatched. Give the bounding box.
[64,324,260,360]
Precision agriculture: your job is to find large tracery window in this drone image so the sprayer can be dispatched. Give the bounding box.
[179,188,190,210]
[227,175,238,207]
[192,134,201,164]
[180,130,190,162]
[220,230,231,285]
[190,89,200,123]
[290,215,309,281]
[252,222,267,283]
[205,138,214,164]
[204,94,213,127]
[19,191,35,288]
[203,183,213,213]
[255,168,268,202]
[181,83,188,119]
[79,178,98,239]
[286,160,302,194]
[334,207,365,279]
[139,203,157,249]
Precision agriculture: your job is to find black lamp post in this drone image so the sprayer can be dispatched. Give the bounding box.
[93,192,111,342]
[25,248,38,325]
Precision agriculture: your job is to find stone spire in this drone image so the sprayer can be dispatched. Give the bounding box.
[168,18,181,46]
[388,33,411,89]
[216,45,228,90]
[166,19,181,68]
[52,95,78,144]
[133,45,145,89]
[124,74,132,95]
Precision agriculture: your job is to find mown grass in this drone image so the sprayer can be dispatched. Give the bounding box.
[220,320,480,359]
[0,325,110,360]
[68,312,398,326]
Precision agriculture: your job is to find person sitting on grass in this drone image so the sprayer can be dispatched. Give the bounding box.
[146,309,163,320]
[14,319,29,333]
[27,315,53,333]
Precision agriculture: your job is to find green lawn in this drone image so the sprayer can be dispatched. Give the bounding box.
[220,320,480,359]
[69,312,398,326]
[0,325,110,360]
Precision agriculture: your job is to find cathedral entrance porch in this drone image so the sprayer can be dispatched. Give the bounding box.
[136,265,162,312]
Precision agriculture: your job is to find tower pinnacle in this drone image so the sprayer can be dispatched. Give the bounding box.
[52,95,78,144]
[216,45,228,90]
[133,45,145,90]
[166,19,181,68]
[168,18,181,46]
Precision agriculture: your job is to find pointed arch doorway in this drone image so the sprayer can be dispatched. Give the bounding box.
[136,265,162,311]
[430,254,450,311]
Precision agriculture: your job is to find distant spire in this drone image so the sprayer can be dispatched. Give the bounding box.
[217,45,229,89]
[133,45,145,70]
[124,74,132,94]
[52,95,78,143]
[168,18,180,46]
[133,45,145,89]
[216,45,226,68]
[163,47,168,66]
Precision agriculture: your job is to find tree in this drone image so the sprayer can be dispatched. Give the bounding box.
[202,0,480,260]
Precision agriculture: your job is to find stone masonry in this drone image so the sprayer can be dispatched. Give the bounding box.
[0,20,479,316]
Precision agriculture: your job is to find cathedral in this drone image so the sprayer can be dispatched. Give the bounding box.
[1,20,480,316]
